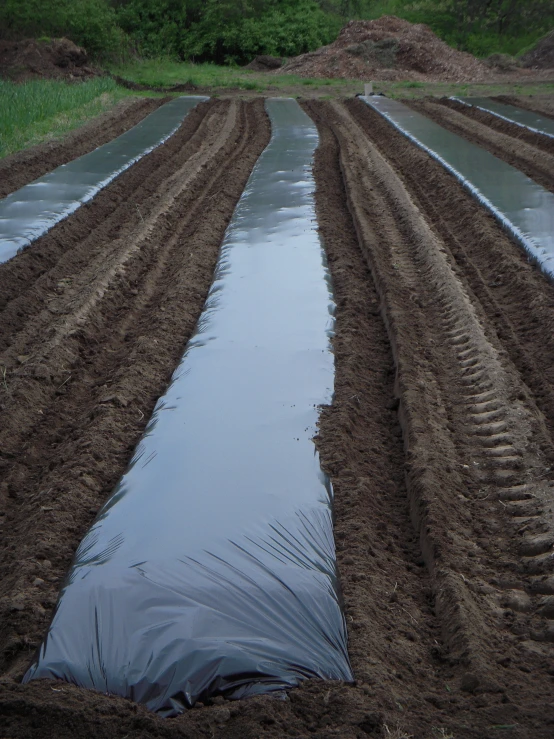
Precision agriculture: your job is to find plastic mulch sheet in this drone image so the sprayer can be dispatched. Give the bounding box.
[23,98,353,715]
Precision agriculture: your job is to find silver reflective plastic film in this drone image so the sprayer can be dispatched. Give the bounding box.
[362,96,554,280]
[24,98,353,714]
[451,96,554,139]
[0,96,208,264]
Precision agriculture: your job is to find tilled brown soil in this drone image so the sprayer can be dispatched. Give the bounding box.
[407,98,554,193]
[0,96,165,198]
[1,97,554,738]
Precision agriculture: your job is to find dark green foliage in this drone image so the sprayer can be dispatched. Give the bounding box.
[0,0,124,57]
[357,1,554,57]
[1,0,552,63]
[114,0,188,57]
[181,0,341,63]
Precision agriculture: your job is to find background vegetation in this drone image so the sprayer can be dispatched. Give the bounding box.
[1,0,553,63]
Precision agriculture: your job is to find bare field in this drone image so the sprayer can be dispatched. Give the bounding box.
[0,96,553,738]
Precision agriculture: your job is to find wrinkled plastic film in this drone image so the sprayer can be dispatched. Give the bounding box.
[451,96,554,139]
[0,96,208,264]
[362,96,554,280]
[24,98,353,714]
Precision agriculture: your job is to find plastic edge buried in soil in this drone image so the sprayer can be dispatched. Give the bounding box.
[23,97,353,715]
[361,96,554,282]
[0,96,209,265]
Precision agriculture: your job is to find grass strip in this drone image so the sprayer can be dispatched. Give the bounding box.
[110,58,554,100]
[0,77,129,158]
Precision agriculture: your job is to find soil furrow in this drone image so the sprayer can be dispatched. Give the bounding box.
[347,98,554,625]
[0,97,166,199]
[303,99,449,727]
[0,99,270,678]
[346,97,554,462]
[310,99,554,732]
[407,98,554,193]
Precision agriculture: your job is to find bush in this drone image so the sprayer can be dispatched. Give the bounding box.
[1,0,552,63]
[0,0,126,58]
[180,0,342,64]
[114,0,187,57]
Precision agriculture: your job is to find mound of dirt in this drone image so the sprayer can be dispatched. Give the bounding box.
[245,54,283,71]
[0,38,100,82]
[280,15,489,82]
[520,30,554,69]
[484,52,521,72]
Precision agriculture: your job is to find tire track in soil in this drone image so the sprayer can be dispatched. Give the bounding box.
[0,97,167,199]
[0,98,270,678]
[303,100,449,725]
[347,100,554,613]
[407,98,554,194]
[309,99,554,734]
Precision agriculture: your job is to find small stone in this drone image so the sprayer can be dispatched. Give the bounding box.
[461,673,480,693]
[32,578,45,587]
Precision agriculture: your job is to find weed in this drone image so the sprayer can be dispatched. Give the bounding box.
[240,81,260,91]
[383,723,414,739]
[432,728,455,739]
[0,366,8,394]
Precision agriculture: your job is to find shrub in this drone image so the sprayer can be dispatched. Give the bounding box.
[180,0,342,64]
[0,0,126,58]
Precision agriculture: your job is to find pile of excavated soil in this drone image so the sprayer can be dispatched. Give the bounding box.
[521,30,554,69]
[0,38,100,82]
[280,16,491,82]
[245,54,283,71]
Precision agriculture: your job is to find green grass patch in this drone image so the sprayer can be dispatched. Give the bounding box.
[109,58,348,93]
[110,58,256,89]
[110,57,554,100]
[0,77,130,158]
